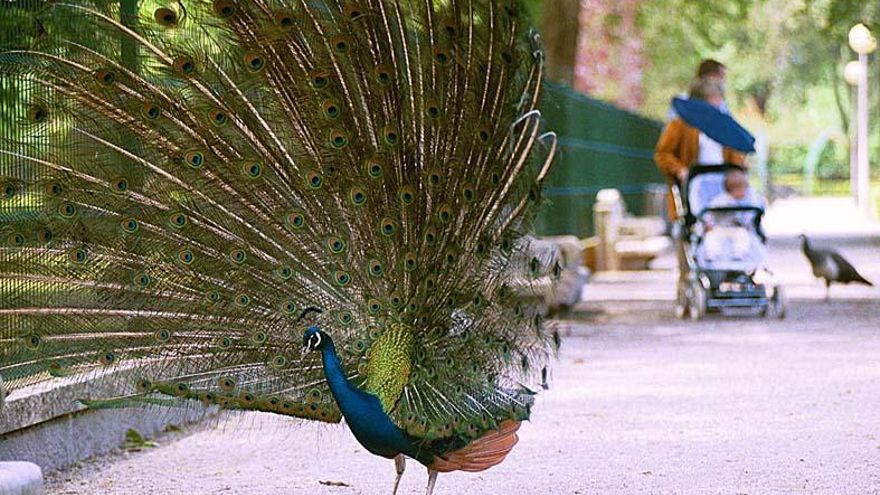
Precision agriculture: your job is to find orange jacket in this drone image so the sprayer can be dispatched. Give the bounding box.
[654,118,746,218]
[654,118,745,178]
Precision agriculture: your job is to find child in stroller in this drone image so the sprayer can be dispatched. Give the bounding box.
[673,164,784,320]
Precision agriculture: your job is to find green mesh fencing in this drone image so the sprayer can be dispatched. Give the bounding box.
[536,82,665,238]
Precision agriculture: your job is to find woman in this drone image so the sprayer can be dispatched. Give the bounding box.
[654,77,745,217]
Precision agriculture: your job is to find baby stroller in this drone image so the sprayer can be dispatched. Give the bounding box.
[671,164,785,320]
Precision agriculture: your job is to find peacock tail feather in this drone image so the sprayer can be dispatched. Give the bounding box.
[0,0,556,447]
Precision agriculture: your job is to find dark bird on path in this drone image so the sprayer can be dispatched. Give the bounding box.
[0,1,558,493]
[800,234,873,299]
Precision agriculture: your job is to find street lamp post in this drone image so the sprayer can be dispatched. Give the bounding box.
[844,61,863,204]
[848,23,877,216]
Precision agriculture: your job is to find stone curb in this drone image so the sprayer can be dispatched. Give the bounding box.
[0,462,44,495]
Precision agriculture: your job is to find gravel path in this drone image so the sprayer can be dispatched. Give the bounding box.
[45,238,880,495]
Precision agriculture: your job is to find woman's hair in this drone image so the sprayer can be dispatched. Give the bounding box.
[697,59,725,78]
[688,77,725,101]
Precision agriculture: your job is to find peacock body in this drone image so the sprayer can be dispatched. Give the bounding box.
[0,1,556,492]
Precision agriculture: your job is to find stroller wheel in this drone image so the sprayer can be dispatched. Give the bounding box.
[766,285,786,319]
[688,280,707,321]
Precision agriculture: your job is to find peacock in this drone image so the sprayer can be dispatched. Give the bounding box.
[800,234,873,299]
[0,0,558,493]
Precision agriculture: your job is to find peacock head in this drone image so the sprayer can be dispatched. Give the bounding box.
[299,307,328,355]
[301,326,329,355]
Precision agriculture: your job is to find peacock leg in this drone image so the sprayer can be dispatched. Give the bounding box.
[825,280,831,300]
[424,469,439,495]
[392,454,406,495]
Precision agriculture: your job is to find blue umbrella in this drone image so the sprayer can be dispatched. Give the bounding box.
[672,97,756,153]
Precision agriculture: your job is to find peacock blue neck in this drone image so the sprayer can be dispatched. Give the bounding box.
[314,328,431,464]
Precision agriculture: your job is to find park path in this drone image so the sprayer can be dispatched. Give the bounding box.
[46,228,880,494]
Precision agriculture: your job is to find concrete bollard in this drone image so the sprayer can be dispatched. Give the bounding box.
[593,188,623,271]
[0,462,44,495]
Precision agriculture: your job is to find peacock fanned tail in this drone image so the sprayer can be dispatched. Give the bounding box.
[0,0,556,447]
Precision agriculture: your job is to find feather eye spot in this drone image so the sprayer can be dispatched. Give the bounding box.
[423,275,437,290]
[133,273,152,288]
[8,232,24,247]
[281,301,297,314]
[242,162,262,178]
[286,211,305,229]
[374,64,393,86]
[178,249,194,265]
[334,271,351,286]
[383,125,399,145]
[309,70,330,89]
[230,249,247,264]
[365,160,382,178]
[235,294,251,307]
[424,229,436,246]
[462,184,475,202]
[274,10,295,28]
[491,172,501,185]
[327,237,347,254]
[399,186,414,205]
[276,265,293,280]
[173,56,195,75]
[113,177,129,192]
[367,298,382,314]
[68,247,87,264]
[390,292,403,308]
[305,171,323,189]
[2,183,15,199]
[141,102,161,120]
[184,150,204,168]
[329,130,348,149]
[94,69,115,85]
[154,8,178,26]
[437,205,452,223]
[428,171,441,186]
[216,336,233,350]
[368,259,384,277]
[403,253,417,272]
[219,376,237,391]
[38,228,53,243]
[331,35,350,53]
[251,331,268,345]
[478,128,491,142]
[336,310,353,325]
[271,355,288,369]
[206,289,221,304]
[379,218,396,236]
[213,0,237,18]
[154,329,172,342]
[23,334,41,350]
[244,52,265,72]
[98,351,116,366]
[121,218,139,234]
[529,257,541,276]
[58,202,76,219]
[529,184,541,202]
[433,47,451,65]
[426,103,441,119]
[349,187,367,206]
[168,213,187,229]
[209,109,229,127]
[28,105,48,123]
[136,378,153,393]
[502,50,514,64]
[46,182,63,196]
[322,100,341,119]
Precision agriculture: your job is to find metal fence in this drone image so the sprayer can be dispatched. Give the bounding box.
[535,82,665,238]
